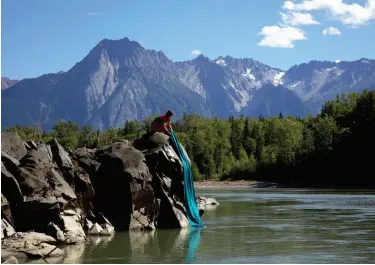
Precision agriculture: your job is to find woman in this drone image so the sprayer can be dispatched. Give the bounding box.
[151,110,174,136]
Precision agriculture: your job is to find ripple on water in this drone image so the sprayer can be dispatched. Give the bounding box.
[36,189,375,264]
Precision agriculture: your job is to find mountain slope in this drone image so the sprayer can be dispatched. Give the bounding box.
[2,38,213,130]
[1,37,374,131]
[281,58,375,114]
[177,55,285,117]
[243,84,310,118]
[1,77,19,90]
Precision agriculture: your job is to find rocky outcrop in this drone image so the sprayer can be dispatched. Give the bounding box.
[1,232,63,261]
[2,194,16,240]
[1,131,218,261]
[197,197,220,208]
[2,255,18,264]
[133,133,190,228]
[1,153,24,207]
[1,132,28,160]
[93,140,156,230]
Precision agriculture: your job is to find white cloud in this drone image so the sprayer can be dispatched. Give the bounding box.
[283,1,296,10]
[87,12,105,16]
[191,50,202,56]
[323,26,342,35]
[282,0,375,26]
[258,25,307,48]
[280,11,320,25]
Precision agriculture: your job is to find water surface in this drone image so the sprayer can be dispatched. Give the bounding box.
[35,189,375,263]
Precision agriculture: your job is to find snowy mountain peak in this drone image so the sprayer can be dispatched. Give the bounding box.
[273,71,285,86]
[242,68,256,80]
[215,57,227,66]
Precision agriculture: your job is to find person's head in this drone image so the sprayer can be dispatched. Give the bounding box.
[166,109,174,118]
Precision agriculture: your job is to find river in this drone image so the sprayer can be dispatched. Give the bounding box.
[32,188,375,263]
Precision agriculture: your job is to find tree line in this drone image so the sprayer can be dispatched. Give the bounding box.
[6,90,375,188]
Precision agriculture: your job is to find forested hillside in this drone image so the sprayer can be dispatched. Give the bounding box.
[6,90,375,188]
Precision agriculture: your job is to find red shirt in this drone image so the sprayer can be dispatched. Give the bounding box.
[152,114,171,132]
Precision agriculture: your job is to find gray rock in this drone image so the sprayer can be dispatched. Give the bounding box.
[1,151,20,168]
[2,256,18,264]
[156,190,189,228]
[48,139,74,169]
[46,222,65,242]
[1,232,62,259]
[60,214,86,244]
[133,133,191,228]
[12,197,61,232]
[14,143,74,200]
[129,209,155,230]
[10,232,56,243]
[93,141,156,230]
[71,148,98,214]
[63,209,78,216]
[1,218,16,238]
[8,142,76,233]
[196,196,219,207]
[100,223,115,236]
[88,223,103,235]
[1,132,28,160]
[26,140,38,151]
[2,194,14,226]
[1,249,27,263]
[1,162,24,206]
[72,148,100,175]
[84,218,93,231]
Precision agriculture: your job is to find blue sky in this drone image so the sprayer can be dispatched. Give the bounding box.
[2,0,375,79]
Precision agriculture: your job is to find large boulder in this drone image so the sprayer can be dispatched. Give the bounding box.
[2,256,18,264]
[48,139,75,185]
[60,210,86,244]
[2,194,14,225]
[48,139,73,169]
[72,148,100,176]
[15,142,76,201]
[197,197,219,207]
[1,218,16,239]
[71,148,98,216]
[85,211,115,235]
[133,132,190,228]
[1,232,63,259]
[1,161,24,207]
[46,222,65,242]
[1,132,28,160]
[2,195,16,239]
[12,197,62,232]
[92,141,158,230]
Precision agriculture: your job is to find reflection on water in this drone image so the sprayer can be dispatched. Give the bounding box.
[40,227,202,264]
[26,189,375,264]
[184,228,201,264]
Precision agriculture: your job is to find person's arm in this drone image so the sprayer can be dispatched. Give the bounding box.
[163,124,171,136]
[167,118,173,131]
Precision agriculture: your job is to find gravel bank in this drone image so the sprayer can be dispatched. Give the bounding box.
[194,180,274,189]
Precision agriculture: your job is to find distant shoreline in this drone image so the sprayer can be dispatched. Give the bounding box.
[193,180,375,190]
[193,180,280,189]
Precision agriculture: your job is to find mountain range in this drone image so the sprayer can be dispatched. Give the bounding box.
[2,37,375,131]
[1,77,19,90]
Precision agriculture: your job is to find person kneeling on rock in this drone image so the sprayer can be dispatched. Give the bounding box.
[151,110,174,136]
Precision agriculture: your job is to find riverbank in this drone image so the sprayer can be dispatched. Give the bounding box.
[194,180,280,189]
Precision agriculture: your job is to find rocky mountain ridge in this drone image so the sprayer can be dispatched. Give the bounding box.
[2,37,374,130]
